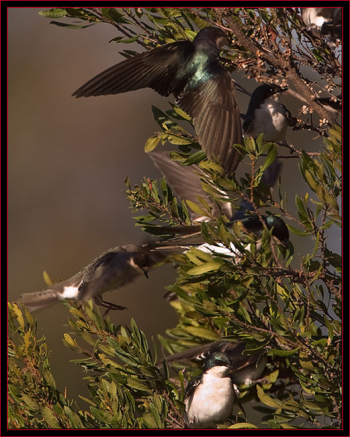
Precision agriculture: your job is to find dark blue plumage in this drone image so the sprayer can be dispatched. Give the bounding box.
[73,27,243,175]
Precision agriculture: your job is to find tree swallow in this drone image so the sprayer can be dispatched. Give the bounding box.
[150,213,289,250]
[147,213,289,268]
[301,8,342,39]
[161,340,267,387]
[243,84,295,145]
[243,83,297,189]
[147,150,290,266]
[73,27,243,175]
[315,94,342,115]
[19,244,155,314]
[150,150,283,224]
[184,352,237,428]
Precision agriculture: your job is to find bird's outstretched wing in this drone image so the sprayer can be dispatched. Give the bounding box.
[177,71,243,175]
[73,41,194,98]
[146,229,204,253]
[160,340,256,370]
[150,151,233,221]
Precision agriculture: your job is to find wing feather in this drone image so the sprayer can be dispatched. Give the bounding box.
[177,71,242,175]
[73,41,194,98]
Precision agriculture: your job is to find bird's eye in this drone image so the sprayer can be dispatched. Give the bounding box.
[215,359,223,365]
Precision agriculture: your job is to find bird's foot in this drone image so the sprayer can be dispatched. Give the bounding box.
[93,296,128,316]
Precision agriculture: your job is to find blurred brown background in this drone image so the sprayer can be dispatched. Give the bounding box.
[8,8,341,406]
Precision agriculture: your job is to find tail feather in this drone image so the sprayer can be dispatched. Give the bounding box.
[19,289,60,312]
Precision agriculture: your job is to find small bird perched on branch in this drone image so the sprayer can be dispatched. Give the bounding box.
[243,83,295,145]
[183,352,237,428]
[301,7,342,40]
[243,83,297,190]
[73,27,243,175]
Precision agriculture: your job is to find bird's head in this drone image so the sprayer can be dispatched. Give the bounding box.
[129,253,150,279]
[240,214,289,244]
[264,215,290,244]
[194,27,230,49]
[204,352,232,377]
[253,83,288,101]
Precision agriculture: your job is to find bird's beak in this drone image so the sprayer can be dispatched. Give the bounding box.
[143,269,149,279]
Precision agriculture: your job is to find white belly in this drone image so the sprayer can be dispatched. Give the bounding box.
[185,374,236,428]
[196,242,240,257]
[246,100,288,143]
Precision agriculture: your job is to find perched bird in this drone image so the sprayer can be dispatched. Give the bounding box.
[19,244,159,314]
[315,94,342,115]
[184,352,237,428]
[243,83,296,190]
[160,340,267,387]
[73,27,243,175]
[243,84,295,145]
[301,7,342,39]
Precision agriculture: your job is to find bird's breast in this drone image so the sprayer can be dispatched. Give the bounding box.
[78,263,140,300]
[181,54,216,92]
[186,374,235,427]
[247,101,288,142]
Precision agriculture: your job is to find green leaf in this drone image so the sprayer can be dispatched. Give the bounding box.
[182,151,207,165]
[188,247,215,263]
[21,394,39,411]
[39,8,67,18]
[185,200,208,218]
[43,369,57,389]
[144,134,161,152]
[229,423,258,429]
[261,144,277,172]
[109,36,139,44]
[268,348,299,357]
[256,385,282,408]
[78,395,97,407]
[49,21,95,29]
[41,405,62,428]
[245,136,257,154]
[184,326,220,341]
[43,270,53,286]
[63,333,79,349]
[12,304,24,329]
[151,105,180,131]
[173,105,191,120]
[287,224,310,237]
[101,8,131,23]
[166,134,193,145]
[304,169,318,192]
[142,412,158,428]
[187,261,223,275]
[329,126,341,143]
[126,377,151,393]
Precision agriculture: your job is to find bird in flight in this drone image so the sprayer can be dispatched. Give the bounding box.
[73,27,243,175]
